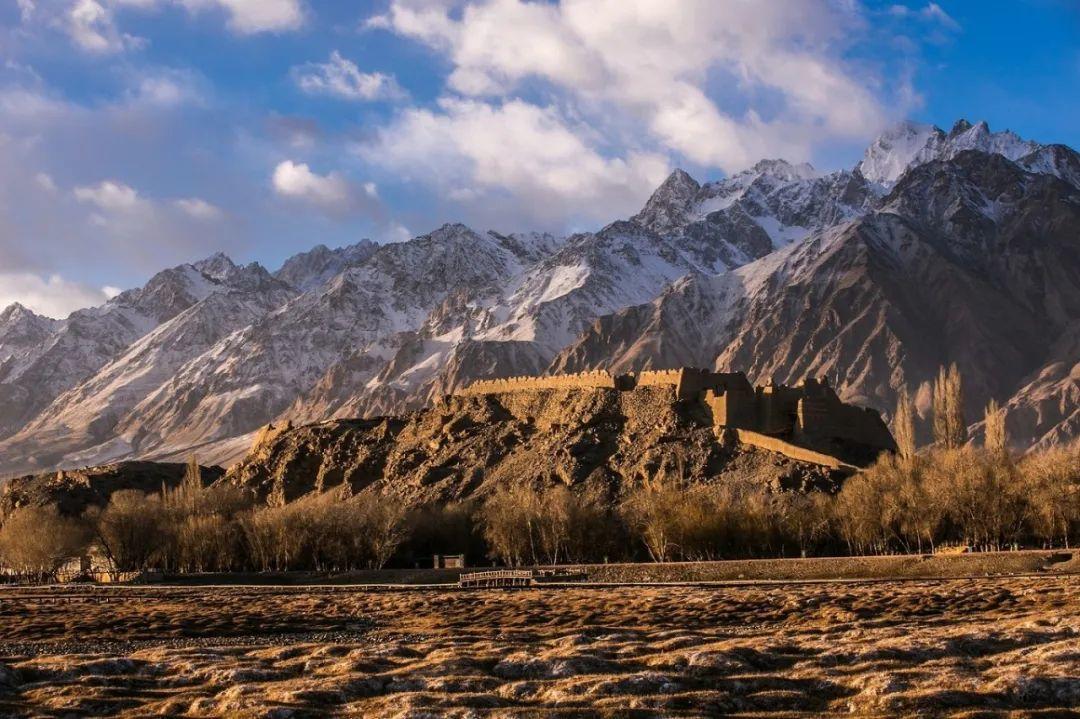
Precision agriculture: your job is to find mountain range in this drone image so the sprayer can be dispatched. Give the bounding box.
[1,119,1077,476]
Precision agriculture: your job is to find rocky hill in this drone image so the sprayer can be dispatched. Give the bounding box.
[0,118,1077,474]
[223,385,845,507]
[0,461,226,517]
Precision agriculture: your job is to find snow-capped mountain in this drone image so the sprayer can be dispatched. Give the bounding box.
[0,263,297,470]
[0,304,58,364]
[857,119,1040,185]
[0,261,251,444]
[1,119,1077,474]
[273,239,378,292]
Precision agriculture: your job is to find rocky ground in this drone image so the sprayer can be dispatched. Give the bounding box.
[1,576,1078,717]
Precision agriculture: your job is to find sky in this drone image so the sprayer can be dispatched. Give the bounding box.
[0,0,1077,318]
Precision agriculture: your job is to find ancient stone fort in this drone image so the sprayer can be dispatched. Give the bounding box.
[457,368,896,466]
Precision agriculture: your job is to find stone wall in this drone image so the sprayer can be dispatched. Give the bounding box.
[795,378,896,452]
[455,367,895,459]
[455,370,628,396]
[732,429,858,472]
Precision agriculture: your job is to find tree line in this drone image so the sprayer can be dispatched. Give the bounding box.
[1,366,1078,580]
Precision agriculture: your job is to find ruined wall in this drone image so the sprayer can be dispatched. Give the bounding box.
[756,385,804,435]
[456,370,628,396]
[455,368,895,456]
[733,429,858,472]
[797,397,896,451]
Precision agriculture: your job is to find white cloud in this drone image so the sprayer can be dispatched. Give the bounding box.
[22,0,304,52]
[177,0,304,34]
[372,0,900,174]
[292,51,406,102]
[124,68,204,107]
[920,3,961,31]
[34,172,57,192]
[272,160,349,207]
[271,160,386,220]
[360,97,669,224]
[173,197,223,220]
[887,3,961,31]
[65,0,143,53]
[0,272,115,319]
[74,179,143,211]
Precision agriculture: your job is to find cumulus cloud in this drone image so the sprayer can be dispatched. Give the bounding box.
[292,52,406,102]
[272,160,381,216]
[370,0,900,174]
[0,272,116,319]
[359,97,669,224]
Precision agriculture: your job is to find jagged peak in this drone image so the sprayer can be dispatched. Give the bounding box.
[0,301,32,320]
[660,168,700,190]
[193,251,237,281]
[744,158,818,182]
[948,118,975,136]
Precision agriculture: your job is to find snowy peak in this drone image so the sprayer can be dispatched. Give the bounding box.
[743,159,818,183]
[858,119,1042,185]
[0,303,59,363]
[632,169,701,235]
[274,239,378,292]
[857,121,937,184]
[193,252,238,281]
[944,119,1038,161]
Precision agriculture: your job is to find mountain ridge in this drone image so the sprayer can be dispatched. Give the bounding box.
[1,119,1077,474]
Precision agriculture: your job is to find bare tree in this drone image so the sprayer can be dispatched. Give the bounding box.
[0,505,90,582]
[932,364,966,449]
[93,490,167,572]
[618,478,685,562]
[894,385,918,461]
[984,399,1008,456]
[478,485,540,566]
[1021,443,1080,548]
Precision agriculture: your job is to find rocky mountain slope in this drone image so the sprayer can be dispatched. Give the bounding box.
[1,118,1076,474]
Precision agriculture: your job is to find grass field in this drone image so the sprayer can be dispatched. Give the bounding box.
[1,564,1079,717]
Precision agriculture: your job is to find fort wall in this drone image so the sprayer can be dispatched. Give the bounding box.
[732,429,859,472]
[455,368,896,461]
[456,370,628,396]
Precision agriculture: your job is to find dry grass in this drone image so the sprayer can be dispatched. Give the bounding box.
[0,577,1078,717]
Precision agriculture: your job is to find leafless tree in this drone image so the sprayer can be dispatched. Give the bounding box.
[93,490,167,572]
[618,478,686,562]
[984,399,1008,456]
[894,385,918,461]
[932,363,966,449]
[0,505,90,582]
[1020,442,1080,548]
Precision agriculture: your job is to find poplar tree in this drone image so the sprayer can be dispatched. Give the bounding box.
[932,363,966,448]
[894,385,917,460]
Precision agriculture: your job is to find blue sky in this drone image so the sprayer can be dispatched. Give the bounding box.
[0,0,1077,317]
